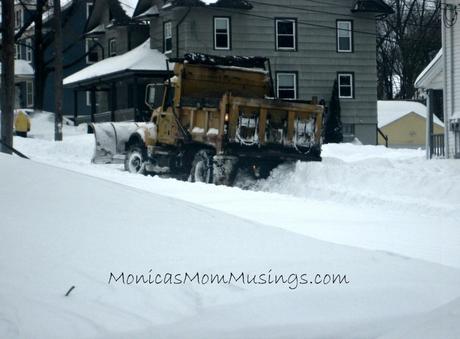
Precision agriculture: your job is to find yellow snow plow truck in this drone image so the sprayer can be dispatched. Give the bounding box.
[91,53,324,185]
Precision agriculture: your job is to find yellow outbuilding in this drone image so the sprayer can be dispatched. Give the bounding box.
[378,101,444,148]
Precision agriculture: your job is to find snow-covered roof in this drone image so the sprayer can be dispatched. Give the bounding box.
[0,60,34,79]
[42,0,74,24]
[120,0,139,18]
[378,100,444,128]
[63,39,170,86]
[134,5,159,19]
[26,0,74,30]
[414,50,443,90]
[163,0,252,10]
[85,24,105,36]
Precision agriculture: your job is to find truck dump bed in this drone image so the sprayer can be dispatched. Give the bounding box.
[169,54,323,161]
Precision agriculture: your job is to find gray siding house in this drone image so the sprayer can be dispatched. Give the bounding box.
[139,0,393,144]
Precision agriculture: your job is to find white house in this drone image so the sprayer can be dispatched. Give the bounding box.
[415,0,460,159]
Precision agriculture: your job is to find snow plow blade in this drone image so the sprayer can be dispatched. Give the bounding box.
[89,122,145,164]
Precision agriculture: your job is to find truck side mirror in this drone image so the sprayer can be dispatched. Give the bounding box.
[145,84,158,110]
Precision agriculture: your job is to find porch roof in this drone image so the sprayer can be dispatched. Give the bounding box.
[414,50,443,91]
[63,39,171,88]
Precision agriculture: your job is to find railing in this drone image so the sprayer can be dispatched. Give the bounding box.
[377,127,388,147]
[430,134,445,158]
[72,108,137,125]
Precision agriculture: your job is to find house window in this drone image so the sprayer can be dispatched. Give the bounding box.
[15,8,23,29]
[214,17,230,50]
[108,38,117,57]
[337,20,353,52]
[338,73,354,99]
[86,39,99,63]
[15,44,21,60]
[86,2,93,18]
[277,72,297,99]
[26,38,33,62]
[164,21,172,54]
[275,19,296,51]
[26,81,34,107]
[342,123,355,136]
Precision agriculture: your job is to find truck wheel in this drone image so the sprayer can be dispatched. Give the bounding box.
[189,150,214,183]
[124,146,146,174]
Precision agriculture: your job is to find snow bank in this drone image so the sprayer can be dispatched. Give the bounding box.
[257,143,460,217]
[1,154,460,338]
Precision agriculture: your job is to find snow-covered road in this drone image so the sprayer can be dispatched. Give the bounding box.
[12,113,460,269]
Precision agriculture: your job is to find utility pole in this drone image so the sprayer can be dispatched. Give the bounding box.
[53,0,63,141]
[1,0,16,154]
[34,0,45,112]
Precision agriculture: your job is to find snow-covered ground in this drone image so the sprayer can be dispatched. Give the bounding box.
[13,112,460,268]
[1,111,460,338]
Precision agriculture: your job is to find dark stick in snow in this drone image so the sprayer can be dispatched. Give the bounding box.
[65,286,75,297]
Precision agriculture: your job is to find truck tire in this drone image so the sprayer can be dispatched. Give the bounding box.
[124,145,146,174]
[189,150,214,183]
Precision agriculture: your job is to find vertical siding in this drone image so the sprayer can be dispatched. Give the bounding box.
[150,0,379,144]
[444,1,460,157]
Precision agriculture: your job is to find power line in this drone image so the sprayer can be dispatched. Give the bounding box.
[205,6,438,45]
[250,0,441,29]
[297,0,441,11]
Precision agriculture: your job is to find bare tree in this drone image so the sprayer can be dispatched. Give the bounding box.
[1,0,16,155]
[377,0,441,99]
[53,0,63,141]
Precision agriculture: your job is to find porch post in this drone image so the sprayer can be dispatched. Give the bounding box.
[110,82,116,122]
[426,89,434,159]
[90,88,96,123]
[73,89,78,126]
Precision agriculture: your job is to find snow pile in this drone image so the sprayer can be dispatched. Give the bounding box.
[257,143,460,216]
[1,153,460,338]
[24,110,85,140]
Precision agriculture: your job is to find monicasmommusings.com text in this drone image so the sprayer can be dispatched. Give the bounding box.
[108,270,350,290]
